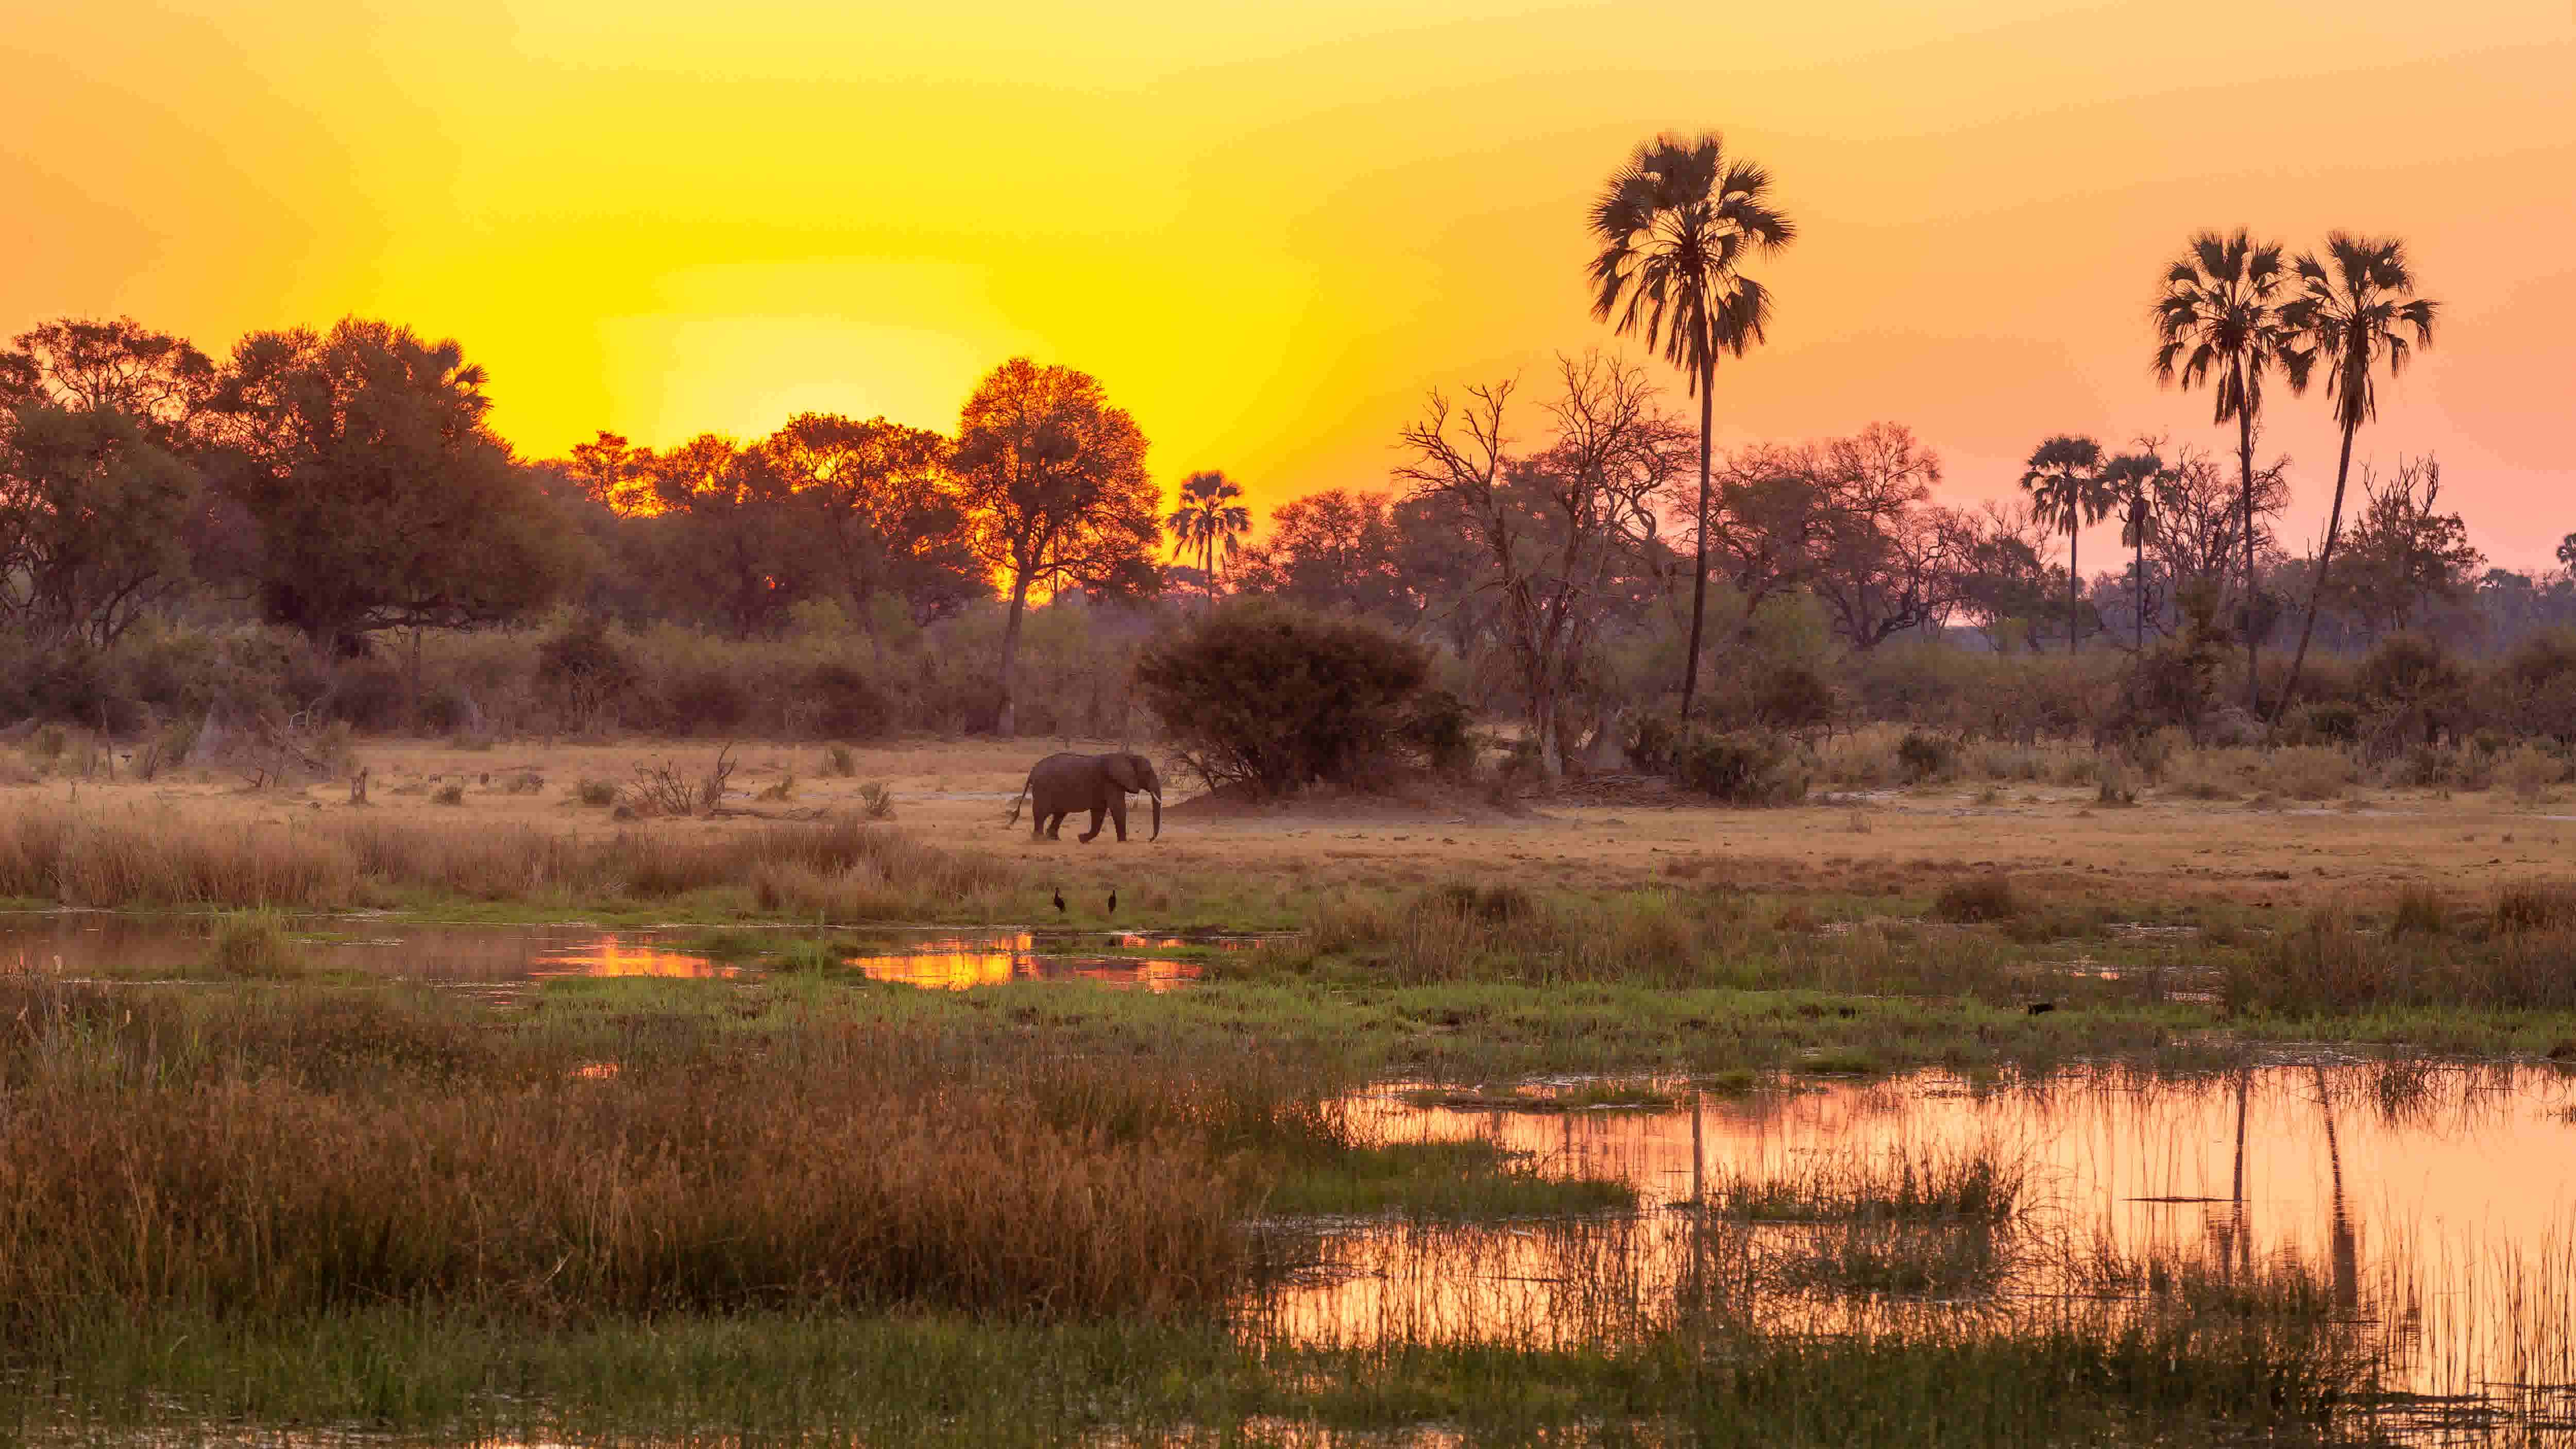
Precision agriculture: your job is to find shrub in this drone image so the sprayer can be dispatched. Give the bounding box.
[431,783,465,806]
[1930,874,2019,923]
[2388,884,2446,938]
[2494,882,2576,936]
[1398,688,1477,774]
[822,743,859,778]
[2491,629,2576,745]
[2499,745,2564,802]
[1136,599,1430,796]
[1674,729,1808,805]
[2257,747,2353,801]
[805,662,890,739]
[1623,712,1683,774]
[573,779,617,807]
[857,782,896,820]
[1895,731,1955,783]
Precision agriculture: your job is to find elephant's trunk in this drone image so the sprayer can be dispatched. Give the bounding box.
[1149,789,1161,841]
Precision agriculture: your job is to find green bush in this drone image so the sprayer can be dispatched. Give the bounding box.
[1674,729,1808,805]
[1134,599,1431,796]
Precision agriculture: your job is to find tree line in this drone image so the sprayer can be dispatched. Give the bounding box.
[2,134,2564,754]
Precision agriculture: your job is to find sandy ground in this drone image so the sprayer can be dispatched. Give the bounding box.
[14,736,2572,908]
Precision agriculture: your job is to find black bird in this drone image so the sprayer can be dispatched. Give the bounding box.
[2026,1001,2057,1016]
[1107,888,1118,917]
[1052,886,1066,914]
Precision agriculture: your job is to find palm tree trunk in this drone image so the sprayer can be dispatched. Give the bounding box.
[1680,367,1715,720]
[2066,524,2080,657]
[2238,410,2258,714]
[2131,500,2146,655]
[2274,424,2358,726]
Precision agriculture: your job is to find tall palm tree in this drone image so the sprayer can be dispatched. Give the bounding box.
[2153,230,2295,712]
[2273,234,2440,721]
[2103,449,2165,653]
[1588,131,1795,720]
[2020,435,2115,655]
[1164,470,1251,613]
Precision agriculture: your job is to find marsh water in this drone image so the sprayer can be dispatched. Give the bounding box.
[1264,1064,2576,1436]
[0,913,1217,990]
[10,912,2576,1436]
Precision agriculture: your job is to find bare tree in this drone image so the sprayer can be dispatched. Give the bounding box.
[1395,352,1687,777]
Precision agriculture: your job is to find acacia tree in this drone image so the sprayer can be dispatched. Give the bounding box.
[951,358,1160,735]
[1587,131,1794,720]
[0,405,197,646]
[0,318,216,646]
[212,318,582,650]
[2019,435,2115,654]
[764,413,981,626]
[1395,352,1686,777]
[2154,230,2297,709]
[1164,470,1251,613]
[2273,234,2440,720]
[642,435,808,639]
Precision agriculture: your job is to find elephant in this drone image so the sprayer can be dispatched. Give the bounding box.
[1007,752,1163,843]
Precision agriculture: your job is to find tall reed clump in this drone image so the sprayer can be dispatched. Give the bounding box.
[209,911,303,977]
[0,982,1251,1325]
[2227,894,2576,1015]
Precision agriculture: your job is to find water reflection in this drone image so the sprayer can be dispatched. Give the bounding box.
[1253,1064,2576,1418]
[850,933,1199,992]
[0,915,1212,990]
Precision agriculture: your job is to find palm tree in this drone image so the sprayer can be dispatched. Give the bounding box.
[2273,234,2440,722]
[2103,450,2165,653]
[1588,131,1795,720]
[1164,470,1251,613]
[2153,230,2296,712]
[2020,435,2115,655]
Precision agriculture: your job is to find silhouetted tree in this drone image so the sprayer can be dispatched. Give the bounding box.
[1588,130,1794,719]
[2102,448,2166,653]
[2154,230,2296,706]
[765,413,982,626]
[1164,470,1250,612]
[1396,353,1685,776]
[2019,435,2114,654]
[951,358,1160,735]
[642,434,808,639]
[2320,456,2480,637]
[0,404,197,646]
[2274,234,2440,720]
[211,318,582,650]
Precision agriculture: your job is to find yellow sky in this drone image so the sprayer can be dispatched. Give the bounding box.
[7,2,2573,565]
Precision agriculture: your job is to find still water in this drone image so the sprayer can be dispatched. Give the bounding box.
[0,914,1214,991]
[1263,1064,2576,1433]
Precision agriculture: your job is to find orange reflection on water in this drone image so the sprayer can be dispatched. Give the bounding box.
[531,938,742,979]
[1253,1065,2576,1408]
[854,933,1200,992]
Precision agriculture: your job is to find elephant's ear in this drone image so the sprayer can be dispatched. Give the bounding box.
[1103,754,1142,793]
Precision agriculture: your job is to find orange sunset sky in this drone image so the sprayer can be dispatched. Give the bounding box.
[7,2,2573,566]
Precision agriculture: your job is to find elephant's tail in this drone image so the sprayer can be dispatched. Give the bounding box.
[1005,767,1037,826]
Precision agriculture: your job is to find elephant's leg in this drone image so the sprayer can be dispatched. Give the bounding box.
[1078,805,1105,843]
[1109,794,1129,842]
[1044,811,1065,839]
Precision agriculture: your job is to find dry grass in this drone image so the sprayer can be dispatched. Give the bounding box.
[1930,873,2020,924]
[0,977,1273,1324]
[0,807,1022,918]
